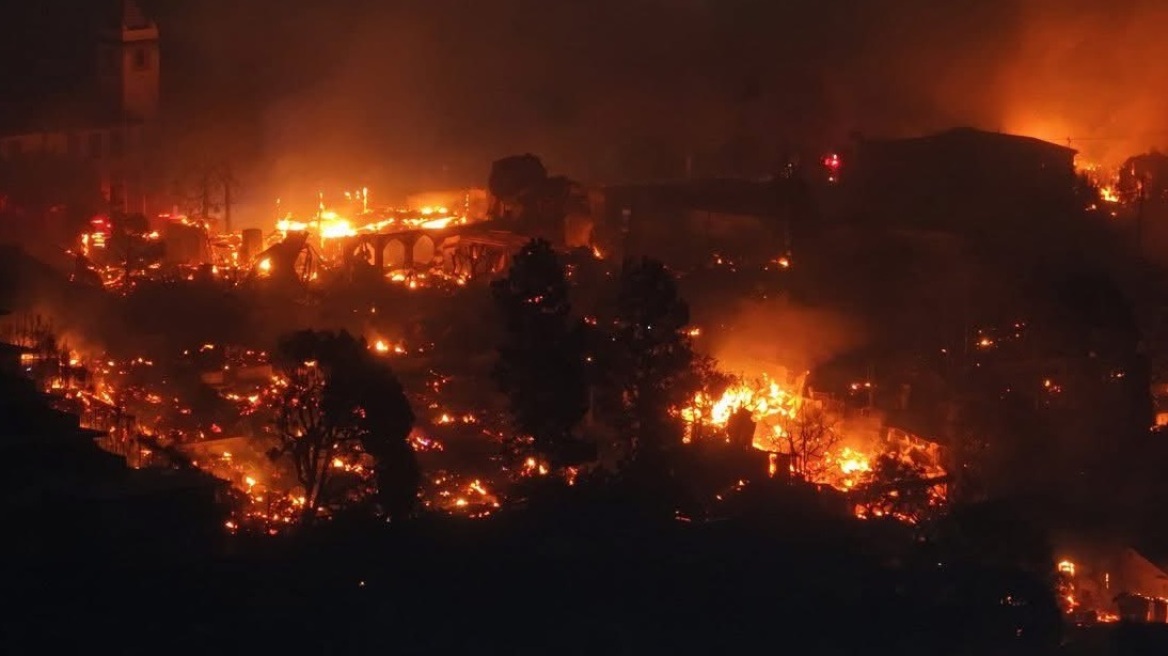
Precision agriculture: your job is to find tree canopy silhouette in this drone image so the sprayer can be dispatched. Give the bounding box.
[488,153,547,204]
[492,239,591,468]
[603,257,703,470]
[272,329,418,522]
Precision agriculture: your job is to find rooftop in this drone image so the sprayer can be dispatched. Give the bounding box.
[118,0,154,32]
[860,127,1078,158]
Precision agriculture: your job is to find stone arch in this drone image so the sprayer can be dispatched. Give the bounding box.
[383,239,407,269]
[412,235,435,266]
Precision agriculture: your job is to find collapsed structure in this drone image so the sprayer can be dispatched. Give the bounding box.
[1058,548,1168,624]
[0,310,228,555]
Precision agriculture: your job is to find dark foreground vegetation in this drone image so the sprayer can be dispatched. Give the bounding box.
[3,482,1160,655]
[5,511,1053,654]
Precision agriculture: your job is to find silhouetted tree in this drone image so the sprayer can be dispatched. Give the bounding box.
[1119,151,1168,205]
[488,154,547,224]
[855,453,945,522]
[486,154,586,242]
[488,154,548,205]
[272,329,418,522]
[492,239,591,468]
[604,257,702,470]
[918,499,1062,649]
[779,403,841,481]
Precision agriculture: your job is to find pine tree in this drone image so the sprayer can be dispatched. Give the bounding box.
[272,329,418,522]
[604,257,703,467]
[492,239,591,468]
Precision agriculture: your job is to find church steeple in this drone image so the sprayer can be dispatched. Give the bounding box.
[97,0,159,122]
[121,0,151,30]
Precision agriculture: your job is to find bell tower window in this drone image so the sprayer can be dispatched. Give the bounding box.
[133,48,149,71]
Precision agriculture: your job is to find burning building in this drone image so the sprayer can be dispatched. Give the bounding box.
[1056,547,1168,625]
[678,366,948,522]
[407,188,490,222]
[1118,151,1168,206]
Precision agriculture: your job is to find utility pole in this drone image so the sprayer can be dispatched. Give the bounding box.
[219,164,236,234]
[621,207,632,257]
[317,190,325,250]
[223,179,232,234]
[1136,174,1147,257]
[200,167,212,221]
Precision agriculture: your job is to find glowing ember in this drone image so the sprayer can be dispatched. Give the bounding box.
[419,217,453,230]
[828,447,872,489]
[270,190,474,252]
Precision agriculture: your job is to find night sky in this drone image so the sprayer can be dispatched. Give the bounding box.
[2,0,1167,196]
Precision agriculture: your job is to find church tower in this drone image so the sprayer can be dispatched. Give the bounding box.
[97,0,159,122]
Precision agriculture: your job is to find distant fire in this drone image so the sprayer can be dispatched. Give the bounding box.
[65,187,488,295]
[680,369,948,520]
[680,373,803,448]
[1056,557,1123,624]
[35,174,954,536]
[273,190,468,244]
[10,324,517,535]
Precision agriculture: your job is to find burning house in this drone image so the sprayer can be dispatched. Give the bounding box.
[1056,547,1168,624]
[1118,151,1168,206]
[1114,151,1168,262]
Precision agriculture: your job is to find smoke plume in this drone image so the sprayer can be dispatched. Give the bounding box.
[145,0,1168,195]
[704,298,864,380]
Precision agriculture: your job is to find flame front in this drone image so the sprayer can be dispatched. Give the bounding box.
[681,374,802,447]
